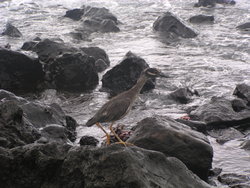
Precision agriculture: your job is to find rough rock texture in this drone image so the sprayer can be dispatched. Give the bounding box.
[64,5,120,35]
[175,119,207,134]
[127,116,213,181]
[79,135,99,146]
[189,15,214,24]
[46,53,98,92]
[237,22,250,30]
[189,96,250,129]
[167,87,199,104]
[0,143,212,188]
[0,90,77,148]
[218,173,250,188]
[233,83,250,105]
[153,12,198,39]
[241,139,250,150]
[0,48,44,94]
[101,51,155,96]
[1,23,22,37]
[194,0,216,7]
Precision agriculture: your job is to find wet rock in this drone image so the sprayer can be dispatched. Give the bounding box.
[40,124,69,144]
[64,8,84,21]
[175,119,207,134]
[153,12,198,39]
[218,173,250,188]
[168,87,199,104]
[216,0,236,5]
[189,15,214,24]
[233,83,250,105]
[46,53,98,92]
[194,0,216,7]
[127,116,213,181]
[0,48,44,94]
[81,46,110,72]
[79,135,99,146]
[189,96,250,129]
[240,139,250,150]
[237,22,250,31]
[101,51,155,96]
[0,90,77,148]
[1,23,22,37]
[0,144,211,188]
[208,128,244,144]
[231,98,248,112]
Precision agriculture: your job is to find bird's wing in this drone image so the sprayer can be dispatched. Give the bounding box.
[88,97,132,125]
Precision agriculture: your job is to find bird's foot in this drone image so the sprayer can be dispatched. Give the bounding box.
[114,141,134,147]
[106,135,111,145]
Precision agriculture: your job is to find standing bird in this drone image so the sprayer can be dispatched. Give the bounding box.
[85,68,168,146]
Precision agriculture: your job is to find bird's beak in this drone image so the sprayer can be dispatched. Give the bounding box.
[158,72,170,78]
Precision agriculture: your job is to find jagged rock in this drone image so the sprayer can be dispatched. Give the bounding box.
[64,8,84,21]
[208,128,244,144]
[46,53,98,92]
[2,23,22,37]
[0,90,77,148]
[194,0,216,7]
[231,98,248,112]
[79,135,99,146]
[153,12,198,39]
[189,96,250,129]
[168,87,199,104]
[237,22,250,30]
[101,51,155,96]
[189,15,214,24]
[0,48,44,94]
[218,173,250,188]
[241,138,250,150]
[0,143,212,188]
[233,83,250,105]
[127,116,213,181]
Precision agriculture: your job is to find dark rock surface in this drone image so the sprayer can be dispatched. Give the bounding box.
[208,128,244,144]
[64,8,84,21]
[79,135,99,146]
[237,22,250,30]
[153,12,198,39]
[194,0,216,7]
[101,51,155,96]
[127,116,213,181]
[218,173,250,188]
[0,90,77,148]
[0,48,44,94]
[189,96,250,129]
[1,23,22,37]
[0,143,211,188]
[189,15,214,24]
[175,119,207,134]
[168,87,199,104]
[46,53,98,92]
[233,83,250,105]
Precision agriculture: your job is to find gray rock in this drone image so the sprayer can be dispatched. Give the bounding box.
[218,173,250,188]
[64,8,84,21]
[2,23,22,37]
[233,83,250,104]
[153,12,198,39]
[127,116,213,181]
[237,22,250,30]
[79,135,99,146]
[189,15,214,24]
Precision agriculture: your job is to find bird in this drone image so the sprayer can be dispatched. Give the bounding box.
[85,67,169,146]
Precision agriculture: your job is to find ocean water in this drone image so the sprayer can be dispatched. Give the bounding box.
[1,0,250,185]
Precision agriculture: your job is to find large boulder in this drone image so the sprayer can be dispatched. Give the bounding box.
[101,52,155,96]
[0,143,212,188]
[0,48,44,94]
[189,96,250,129]
[153,12,198,39]
[127,116,213,181]
[45,53,99,92]
[64,5,120,34]
[0,90,77,148]
[1,23,22,37]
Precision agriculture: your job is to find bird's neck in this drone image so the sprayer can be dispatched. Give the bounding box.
[129,75,148,97]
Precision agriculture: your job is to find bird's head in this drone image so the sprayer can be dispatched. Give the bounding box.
[143,68,169,78]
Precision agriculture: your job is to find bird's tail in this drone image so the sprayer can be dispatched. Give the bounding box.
[85,118,96,127]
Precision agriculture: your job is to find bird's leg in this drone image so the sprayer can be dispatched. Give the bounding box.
[109,122,133,146]
[96,122,111,145]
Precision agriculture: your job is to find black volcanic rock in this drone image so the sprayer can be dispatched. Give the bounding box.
[64,8,84,21]
[101,52,155,96]
[128,116,213,181]
[79,135,99,146]
[168,87,199,104]
[0,48,44,94]
[45,53,98,92]
[189,15,214,24]
[2,23,22,37]
[194,0,216,7]
[153,12,197,39]
[0,143,211,188]
[237,22,250,30]
[233,83,250,105]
